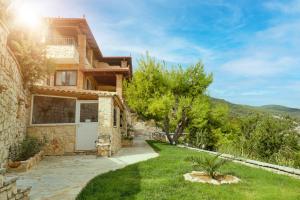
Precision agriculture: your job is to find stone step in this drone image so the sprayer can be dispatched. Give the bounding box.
[3,176,18,187]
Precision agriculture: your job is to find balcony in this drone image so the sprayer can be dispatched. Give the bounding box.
[46,37,79,64]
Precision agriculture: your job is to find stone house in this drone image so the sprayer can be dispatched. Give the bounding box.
[27,17,132,156]
[0,15,132,165]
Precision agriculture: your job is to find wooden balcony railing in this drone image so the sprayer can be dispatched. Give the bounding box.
[47,37,77,46]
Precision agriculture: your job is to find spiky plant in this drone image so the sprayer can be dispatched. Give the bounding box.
[185,154,229,179]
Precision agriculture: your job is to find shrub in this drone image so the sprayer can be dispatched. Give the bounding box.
[122,135,134,141]
[8,137,44,162]
[185,154,229,179]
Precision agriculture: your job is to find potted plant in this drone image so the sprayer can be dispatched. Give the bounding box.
[8,145,21,168]
[7,137,45,171]
[121,135,134,147]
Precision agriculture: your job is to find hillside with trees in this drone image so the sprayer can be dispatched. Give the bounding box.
[212,98,300,121]
[125,55,300,169]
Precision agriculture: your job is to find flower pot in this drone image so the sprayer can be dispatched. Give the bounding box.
[8,160,21,168]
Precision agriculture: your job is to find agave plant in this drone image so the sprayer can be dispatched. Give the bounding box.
[185,154,230,179]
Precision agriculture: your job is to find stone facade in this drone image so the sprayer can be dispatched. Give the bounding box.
[97,96,122,156]
[0,18,29,166]
[27,125,76,155]
[112,106,121,154]
[27,96,124,157]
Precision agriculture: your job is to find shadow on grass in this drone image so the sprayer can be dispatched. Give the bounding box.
[76,164,141,200]
[146,140,172,153]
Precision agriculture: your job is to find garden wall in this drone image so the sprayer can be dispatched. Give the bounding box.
[0,168,31,200]
[0,17,29,167]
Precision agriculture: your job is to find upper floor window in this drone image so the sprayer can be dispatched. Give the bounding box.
[55,71,77,86]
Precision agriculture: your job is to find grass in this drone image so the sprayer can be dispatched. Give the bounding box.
[77,141,300,200]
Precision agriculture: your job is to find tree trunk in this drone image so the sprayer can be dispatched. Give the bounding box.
[163,116,174,144]
[172,109,189,144]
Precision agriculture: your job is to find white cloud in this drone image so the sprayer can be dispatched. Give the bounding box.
[240,90,275,96]
[91,16,216,64]
[255,20,300,44]
[264,0,300,14]
[21,0,216,65]
[220,18,300,77]
[221,56,296,77]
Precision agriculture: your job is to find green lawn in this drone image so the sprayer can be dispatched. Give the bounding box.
[77,141,300,200]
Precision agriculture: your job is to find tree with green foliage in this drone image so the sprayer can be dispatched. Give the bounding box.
[188,102,232,150]
[8,30,54,88]
[219,113,300,168]
[124,55,213,144]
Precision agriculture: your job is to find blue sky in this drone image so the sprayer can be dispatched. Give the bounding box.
[17,0,300,108]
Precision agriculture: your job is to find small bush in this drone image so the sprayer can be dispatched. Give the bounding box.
[8,137,44,162]
[185,154,230,179]
[122,135,134,141]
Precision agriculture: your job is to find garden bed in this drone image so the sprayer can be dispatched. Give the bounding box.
[184,171,240,185]
[7,151,44,172]
[121,135,134,147]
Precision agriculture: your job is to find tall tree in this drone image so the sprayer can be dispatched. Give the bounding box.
[8,30,54,88]
[125,55,213,144]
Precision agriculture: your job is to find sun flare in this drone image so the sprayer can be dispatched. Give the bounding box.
[14,2,42,29]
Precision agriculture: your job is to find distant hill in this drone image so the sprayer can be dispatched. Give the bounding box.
[212,98,300,120]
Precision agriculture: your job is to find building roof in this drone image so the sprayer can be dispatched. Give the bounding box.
[82,66,131,77]
[99,56,132,78]
[31,85,125,110]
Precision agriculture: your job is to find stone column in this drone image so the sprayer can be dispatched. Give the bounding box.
[78,34,86,67]
[97,96,113,156]
[77,71,84,89]
[87,49,93,67]
[121,60,127,68]
[111,106,121,154]
[116,74,123,99]
[49,74,55,86]
[77,34,86,89]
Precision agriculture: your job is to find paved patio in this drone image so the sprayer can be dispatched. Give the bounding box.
[8,136,158,200]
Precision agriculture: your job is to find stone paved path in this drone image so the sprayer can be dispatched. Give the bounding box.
[8,136,158,200]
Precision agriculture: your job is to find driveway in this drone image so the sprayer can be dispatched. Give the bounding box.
[8,136,158,200]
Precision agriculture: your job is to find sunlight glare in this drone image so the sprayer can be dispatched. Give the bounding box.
[15,3,42,29]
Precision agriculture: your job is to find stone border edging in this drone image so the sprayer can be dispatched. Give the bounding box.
[7,150,44,173]
[178,145,300,178]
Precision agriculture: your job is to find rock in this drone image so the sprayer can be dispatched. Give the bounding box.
[184,171,240,185]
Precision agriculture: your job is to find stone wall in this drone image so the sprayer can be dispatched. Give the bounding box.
[97,96,122,156]
[27,125,76,155]
[0,19,29,166]
[0,168,31,200]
